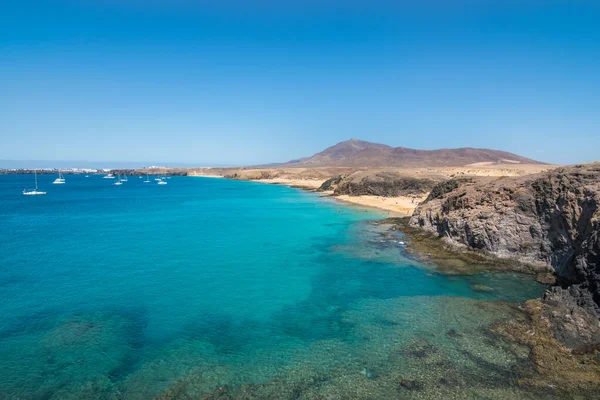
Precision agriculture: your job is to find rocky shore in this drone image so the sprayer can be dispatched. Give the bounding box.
[406,163,600,366]
[318,170,443,197]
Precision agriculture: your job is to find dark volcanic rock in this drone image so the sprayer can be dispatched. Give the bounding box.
[543,287,600,353]
[410,163,600,349]
[319,171,441,197]
[492,298,600,392]
[319,174,347,191]
[424,178,470,202]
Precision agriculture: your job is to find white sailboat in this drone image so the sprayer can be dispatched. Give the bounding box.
[157,178,167,185]
[103,173,115,179]
[23,170,46,196]
[122,174,128,182]
[52,169,66,184]
[114,174,123,185]
[144,174,150,183]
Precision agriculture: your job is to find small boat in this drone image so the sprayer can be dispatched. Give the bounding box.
[157,179,167,185]
[144,174,150,183]
[85,175,89,178]
[103,173,115,179]
[52,169,66,184]
[154,176,162,181]
[23,170,46,196]
[121,174,128,182]
[114,174,123,185]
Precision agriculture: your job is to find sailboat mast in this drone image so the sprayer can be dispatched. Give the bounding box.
[34,169,38,190]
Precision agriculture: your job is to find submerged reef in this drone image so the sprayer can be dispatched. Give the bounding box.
[150,297,599,400]
[492,299,600,394]
[0,310,144,399]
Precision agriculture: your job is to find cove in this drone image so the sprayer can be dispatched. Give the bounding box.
[0,175,547,398]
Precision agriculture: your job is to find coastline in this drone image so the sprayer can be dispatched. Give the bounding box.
[331,193,425,216]
[224,177,423,216]
[7,170,599,396]
[236,174,600,391]
[248,178,324,189]
[187,173,224,178]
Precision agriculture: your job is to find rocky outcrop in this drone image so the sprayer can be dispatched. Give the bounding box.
[319,174,348,191]
[410,163,600,350]
[423,178,470,202]
[319,171,441,197]
[492,298,600,390]
[543,287,600,353]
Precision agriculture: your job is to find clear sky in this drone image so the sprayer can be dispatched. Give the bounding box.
[1,1,599,166]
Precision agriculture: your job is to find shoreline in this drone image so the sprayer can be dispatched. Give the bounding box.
[187,174,224,178]
[223,177,423,216]
[189,172,600,393]
[331,193,425,217]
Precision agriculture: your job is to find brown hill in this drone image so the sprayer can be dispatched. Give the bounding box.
[280,139,545,168]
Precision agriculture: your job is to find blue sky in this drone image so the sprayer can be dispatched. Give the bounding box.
[1,1,599,166]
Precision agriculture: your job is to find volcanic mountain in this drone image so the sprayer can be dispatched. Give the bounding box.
[279,139,545,168]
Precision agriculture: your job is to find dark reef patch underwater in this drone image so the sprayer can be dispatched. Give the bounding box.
[0,175,597,399]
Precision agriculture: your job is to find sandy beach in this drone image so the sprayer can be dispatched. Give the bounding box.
[251,178,424,215]
[181,162,557,216]
[332,194,426,216]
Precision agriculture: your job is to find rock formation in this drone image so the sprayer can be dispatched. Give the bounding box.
[410,163,600,350]
[319,171,442,197]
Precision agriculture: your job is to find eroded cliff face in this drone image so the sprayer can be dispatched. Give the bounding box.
[410,163,600,350]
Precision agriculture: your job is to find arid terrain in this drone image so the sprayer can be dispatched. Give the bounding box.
[122,163,552,216]
[132,140,553,208]
[118,139,553,210]
[172,163,555,216]
[266,138,545,168]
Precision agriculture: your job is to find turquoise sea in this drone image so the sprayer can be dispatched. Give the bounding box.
[0,174,548,399]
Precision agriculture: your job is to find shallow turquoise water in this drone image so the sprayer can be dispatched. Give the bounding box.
[0,175,547,398]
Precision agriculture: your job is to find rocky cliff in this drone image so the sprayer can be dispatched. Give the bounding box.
[410,163,600,350]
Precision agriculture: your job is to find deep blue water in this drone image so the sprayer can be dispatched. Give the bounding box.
[0,174,547,398]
